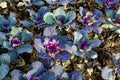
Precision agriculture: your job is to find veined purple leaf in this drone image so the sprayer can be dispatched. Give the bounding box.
[56,51,71,62]
[89,39,101,48]
[51,65,68,80]
[72,45,84,57]
[43,27,57,37]
[93,9,103,18]
[101,66,114,80]
[20,20,32,27]
[34,37,46,53]
[93,26,102,34]
[111,54,120,65]
[73,31,83,44]
[30,61,44,74]
[79,7,85,17]
[95,0,102,4]
[69,70,82,80]
[36,52,51,59]
[86,50,98,59]
[41,59,55,68]
[38,6,50,17]
[32,0,44,6]
[26,69,37,79]
[11,69,24,80]
[40,71,56,80]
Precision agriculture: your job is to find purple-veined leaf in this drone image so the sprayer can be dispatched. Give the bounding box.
[101,66,114,80]
[20,20,32,27]
[40,71,56,80]
[41,58,55,68]
[93,26,102,34]
[95,0,103,4]
[32,0,44,6]
[58,0,69,5]
[79,7,85,17]
[73,31,83,44]
[11,69,24,80]
[72,45,84,57]
[30,61,44,74]
[86,50,98,59]
[51,65,68,80]
[26,69,37,79]
[69,70,82,80]
[56,51,71,62]
[111,54,120,65]
[89,39,101,48]
[38,6,50,17]
[43,27,57,37]
[34,37,46,53]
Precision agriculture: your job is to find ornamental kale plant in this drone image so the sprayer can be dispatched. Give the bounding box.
[0,12,16,32]
[21,6,50,27]
[44,7,76,27]
[22,0,44,6]
[11,61,82,80]
[34,27,72,63]
[104,7,120,33]
[79,7,104,34]
[72,30,101,59]
[2,27,33,61]
[101,54,120,80]
[95,0,120,8]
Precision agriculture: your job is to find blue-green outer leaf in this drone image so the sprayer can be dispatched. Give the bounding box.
[17,43,33,54]
[0,64,9,79]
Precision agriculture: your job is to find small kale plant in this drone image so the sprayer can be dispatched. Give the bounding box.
[79,7,104,34]
[0,12,16,32]
[101,54,120,80]
[44,7,76,27]
[34,27,72,67]
[2,27,33,61]
[102,7,120,33]
[72,30,101,59]
[20,6,50,27]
